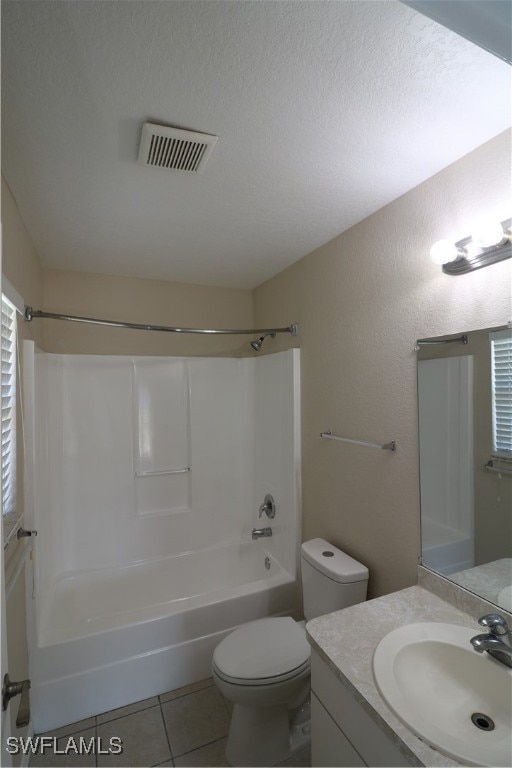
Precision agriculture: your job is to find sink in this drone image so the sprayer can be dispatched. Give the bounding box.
[497,585,512,611]
[373,622,512,767]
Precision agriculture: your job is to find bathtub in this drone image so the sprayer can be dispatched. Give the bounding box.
[29,542,299,733]
[421,518,474,575]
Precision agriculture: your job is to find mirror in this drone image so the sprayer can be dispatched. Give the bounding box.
[417,324,512,610]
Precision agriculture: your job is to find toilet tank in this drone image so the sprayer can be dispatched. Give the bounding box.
[300,538,369,621]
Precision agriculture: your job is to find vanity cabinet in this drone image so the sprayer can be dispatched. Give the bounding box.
[310,650,414,767]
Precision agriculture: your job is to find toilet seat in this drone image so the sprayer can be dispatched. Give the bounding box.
[213,658,310,687]
[212,617,310,686]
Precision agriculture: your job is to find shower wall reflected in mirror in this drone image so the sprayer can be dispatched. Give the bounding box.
[417,324,512,610]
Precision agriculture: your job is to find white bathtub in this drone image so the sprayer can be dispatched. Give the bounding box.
[421,518,474,575]
[29,542,299,733]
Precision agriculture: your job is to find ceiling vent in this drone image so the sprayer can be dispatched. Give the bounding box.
[138,123,218,174]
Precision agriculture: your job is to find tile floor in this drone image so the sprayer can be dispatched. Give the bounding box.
[29,678,311,768]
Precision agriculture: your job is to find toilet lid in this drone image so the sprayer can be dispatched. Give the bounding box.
[213,617,310,682]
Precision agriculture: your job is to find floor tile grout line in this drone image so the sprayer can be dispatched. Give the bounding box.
[159,698,174,763]
[171,734,228,761]
[96,700,159,727]
[39,718,100,766]
[103,687,202,725]
[275,746,312,767]
[39,718,97,741]
[159,686,229,763]
[219,693,231,718]
[158,681,214,706]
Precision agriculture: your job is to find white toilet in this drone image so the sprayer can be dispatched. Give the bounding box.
[212,538,369,766]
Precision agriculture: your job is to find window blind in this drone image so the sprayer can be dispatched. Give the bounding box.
[1,295,16,518]
[490,329,512,460]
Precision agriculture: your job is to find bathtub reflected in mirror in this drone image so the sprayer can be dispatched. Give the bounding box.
[417,324,512,610]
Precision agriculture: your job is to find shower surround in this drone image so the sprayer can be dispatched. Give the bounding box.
[23,346,301,732]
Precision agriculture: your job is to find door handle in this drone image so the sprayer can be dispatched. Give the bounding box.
[17,528,37,540]
[2,674,31,728]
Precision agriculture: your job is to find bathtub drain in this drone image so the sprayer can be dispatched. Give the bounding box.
[471,713,495,731]
[264,556,271,570]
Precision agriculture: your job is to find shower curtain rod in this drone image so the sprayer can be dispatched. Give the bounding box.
[24,307,297,337]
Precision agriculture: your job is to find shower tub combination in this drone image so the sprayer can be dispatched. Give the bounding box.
[24,346,301,732]
[31,542,299,733]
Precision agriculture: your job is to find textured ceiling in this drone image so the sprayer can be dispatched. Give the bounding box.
[2,0,510,289]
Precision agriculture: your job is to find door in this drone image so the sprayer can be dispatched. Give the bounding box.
[1,520,13,767]
[0,222,13,766]
[1,221,33,768]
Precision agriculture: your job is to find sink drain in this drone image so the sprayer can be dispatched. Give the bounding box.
[471,713,495,731]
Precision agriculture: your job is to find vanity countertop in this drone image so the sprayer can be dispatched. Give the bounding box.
[449,558,512,609]
[306,585,486,767]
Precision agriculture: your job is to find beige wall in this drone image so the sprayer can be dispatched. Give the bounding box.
[2,177,43,347]
[42,269,254,356]
[254,130,512,599]
[2,173,254,359]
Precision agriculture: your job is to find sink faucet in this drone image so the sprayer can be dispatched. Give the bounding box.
[470,614,512,668]
[252,527,272,540]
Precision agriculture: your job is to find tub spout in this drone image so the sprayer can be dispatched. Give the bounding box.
[252,527,272,540]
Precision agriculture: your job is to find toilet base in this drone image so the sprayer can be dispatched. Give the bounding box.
[225,699,311,767]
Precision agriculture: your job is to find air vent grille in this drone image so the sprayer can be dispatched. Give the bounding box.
[138,123,218,174]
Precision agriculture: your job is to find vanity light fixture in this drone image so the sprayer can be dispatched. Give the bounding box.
[430,218,511,275]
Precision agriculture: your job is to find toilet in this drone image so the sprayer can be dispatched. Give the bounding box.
[212,538,369,766]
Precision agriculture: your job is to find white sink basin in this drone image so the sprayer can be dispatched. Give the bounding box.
[373,622,512,767]
[497,585,512,611]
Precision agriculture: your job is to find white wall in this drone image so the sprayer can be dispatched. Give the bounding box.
[25,347,300,628]
[252,349,302,580]
[418,356,474,539]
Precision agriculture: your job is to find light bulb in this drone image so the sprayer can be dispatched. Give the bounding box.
[471,220,504,248]
[429,240,460,265]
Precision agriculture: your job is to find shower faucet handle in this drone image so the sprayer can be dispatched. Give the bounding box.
[258,494,276,519]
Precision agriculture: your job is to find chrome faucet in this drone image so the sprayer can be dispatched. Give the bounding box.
[252,527,272,540]
[470,614,512,668]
